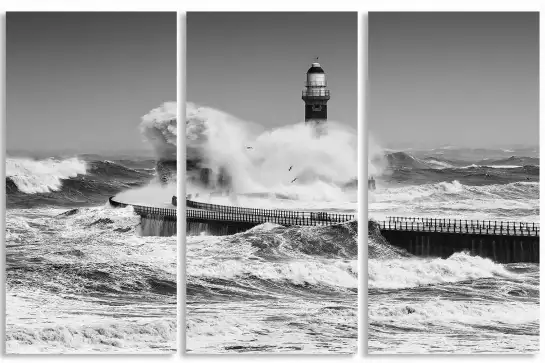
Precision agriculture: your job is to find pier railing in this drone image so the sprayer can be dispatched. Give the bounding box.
[186,199,354,223]
[380,216,539,237]
[109,197,177,219]
[110,196,354,226]
[187,209,346,227]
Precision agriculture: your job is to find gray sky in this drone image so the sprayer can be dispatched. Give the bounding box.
[187,12,357,129]
[369,12,539,149]
[7,12,176,154]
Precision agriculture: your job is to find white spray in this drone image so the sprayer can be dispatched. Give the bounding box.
[115,102,178,205]
[186,102,357,204]
[368,134,388,177]
[139,102,177,161]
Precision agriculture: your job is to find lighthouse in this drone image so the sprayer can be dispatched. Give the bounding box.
[302,60,330,127]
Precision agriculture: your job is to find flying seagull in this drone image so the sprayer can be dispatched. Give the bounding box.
[291,177,297,183]
[288,166,293,171]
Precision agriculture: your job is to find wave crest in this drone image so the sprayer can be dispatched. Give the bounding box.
[369,251,513,289]
[6,157,87,194]
[371,180,539,204]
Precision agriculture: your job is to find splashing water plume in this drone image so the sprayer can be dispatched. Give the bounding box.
[186,102,357,205]
[140,102,177,161]
[113,102,178,205]
[368,134,387,178]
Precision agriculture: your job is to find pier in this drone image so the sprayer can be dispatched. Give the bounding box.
[186,200,355,235]
[109,196,355,236]
[377,216,540,263]
[109,197,177,236]
[108,195,539,263]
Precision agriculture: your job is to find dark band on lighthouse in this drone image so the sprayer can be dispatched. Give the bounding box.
[302,62,330,124]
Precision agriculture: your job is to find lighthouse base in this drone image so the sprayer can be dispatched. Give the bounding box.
[306,119,327,137]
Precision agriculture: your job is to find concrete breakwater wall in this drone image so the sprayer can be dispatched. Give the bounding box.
[187,218,255,236]
[109,197,177,237]
[377,217,540,263]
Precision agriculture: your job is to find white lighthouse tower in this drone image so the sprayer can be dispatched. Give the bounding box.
[302,59,330,128]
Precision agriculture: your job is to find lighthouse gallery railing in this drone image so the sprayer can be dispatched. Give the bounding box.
[302,89,330,98]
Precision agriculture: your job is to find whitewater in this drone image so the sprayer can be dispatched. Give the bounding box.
[367,146,539,354]
[6,206,176,353]
[6,157,88,194]
[186,102,357,203]
[185,103,358,353]
[5,102,178,354]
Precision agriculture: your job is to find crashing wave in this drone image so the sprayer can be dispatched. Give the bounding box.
[367,221,518,290]
[140,102,177,160]
[368,220,411,260]
[186,102,357,201]
[369,251,514,289]
[140,102,177,184]
[6,157,87,194]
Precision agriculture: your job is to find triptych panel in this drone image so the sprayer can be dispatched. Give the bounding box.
[5,12,177,353]
[185,11,358,354]
[367,12,539,354]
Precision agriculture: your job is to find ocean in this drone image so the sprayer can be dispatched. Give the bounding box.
[368,146,540,354]
[185,205,358,354]
[185,103,359,353]
[5,154,177,353]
